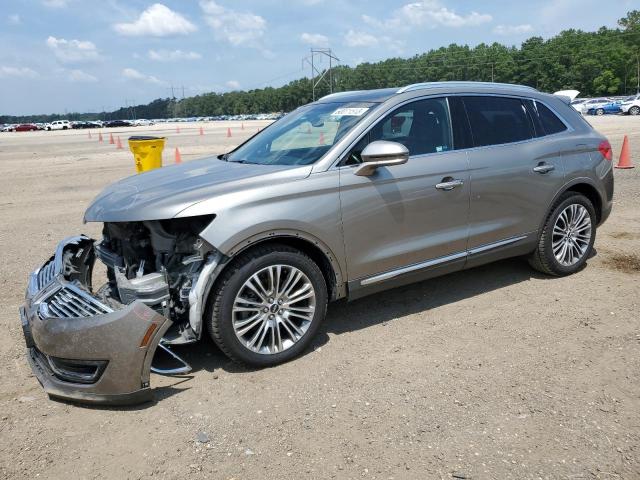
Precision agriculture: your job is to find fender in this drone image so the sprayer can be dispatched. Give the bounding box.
[538,176,604,234]
[224,228,346,294]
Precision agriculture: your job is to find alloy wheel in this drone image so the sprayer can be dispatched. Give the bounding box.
[552,204,592,267]
[232,265,316,354]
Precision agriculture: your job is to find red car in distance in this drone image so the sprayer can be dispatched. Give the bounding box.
[14,123,39,132]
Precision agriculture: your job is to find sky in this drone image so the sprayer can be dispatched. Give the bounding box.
[0,0,636,115]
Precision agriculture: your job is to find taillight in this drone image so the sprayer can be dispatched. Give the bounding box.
[598,140,612,161]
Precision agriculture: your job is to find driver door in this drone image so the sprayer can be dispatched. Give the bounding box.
[338,97,470,294]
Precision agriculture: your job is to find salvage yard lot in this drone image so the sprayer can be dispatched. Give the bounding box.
[0,118,639,479]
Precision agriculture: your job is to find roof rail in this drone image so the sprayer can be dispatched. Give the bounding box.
[396,81,538,94]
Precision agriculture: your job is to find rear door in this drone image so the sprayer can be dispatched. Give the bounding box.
[462,95,567,249]
[339,97,470,286]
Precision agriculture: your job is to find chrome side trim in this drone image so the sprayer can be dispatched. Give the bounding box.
[468,235,529,255]
[360,251,467,286]
[359,235,529,286]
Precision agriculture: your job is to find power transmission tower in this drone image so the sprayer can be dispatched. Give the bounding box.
[303,48,340,101]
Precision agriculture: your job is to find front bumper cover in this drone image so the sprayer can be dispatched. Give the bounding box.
[21,236,171,406]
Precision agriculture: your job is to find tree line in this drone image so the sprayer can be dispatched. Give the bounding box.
[2,10,639,124]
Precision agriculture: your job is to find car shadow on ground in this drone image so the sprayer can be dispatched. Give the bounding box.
[171,256,551,375]
[91,255,579,409]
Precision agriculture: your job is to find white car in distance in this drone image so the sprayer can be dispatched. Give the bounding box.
[620,94,640,115]
[46,120,71,131]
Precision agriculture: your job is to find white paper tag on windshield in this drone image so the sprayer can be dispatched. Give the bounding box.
[331,107,369,117]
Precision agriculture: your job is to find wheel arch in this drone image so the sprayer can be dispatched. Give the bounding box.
[541,179,604,233]
[214,231,346,303]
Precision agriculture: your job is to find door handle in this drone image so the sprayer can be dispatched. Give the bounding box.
[533,163,555,174]
[435,178,464,191]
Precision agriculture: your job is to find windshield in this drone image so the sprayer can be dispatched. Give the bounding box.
[225,101,376,165]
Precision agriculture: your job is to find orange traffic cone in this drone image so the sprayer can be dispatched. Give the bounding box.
[318,132,325,145]
[615,135,634,169]
[98,132,103,142]
[116,136,123,149]
[175,147,182,164]
[88,131,92,139]
[227,127,232,138]
[109,133,115,145]
[199,126,204,136]
[176,126,180,134]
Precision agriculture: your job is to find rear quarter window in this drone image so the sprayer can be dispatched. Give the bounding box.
[462,96,534,147]
[534,101,567,136]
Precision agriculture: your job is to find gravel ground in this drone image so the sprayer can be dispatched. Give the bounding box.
[0,117,638,480]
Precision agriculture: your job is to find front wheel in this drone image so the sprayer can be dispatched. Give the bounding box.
[596,108,605,116]
[629,106,640,116]
[529,192,596,276]
[207,244,328,367]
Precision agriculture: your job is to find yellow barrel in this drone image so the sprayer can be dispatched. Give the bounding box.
[128,136,165,173]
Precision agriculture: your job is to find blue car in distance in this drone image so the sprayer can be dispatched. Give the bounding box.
[587,101,622,116]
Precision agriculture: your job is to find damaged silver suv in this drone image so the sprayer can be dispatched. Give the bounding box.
[21,82,614,405]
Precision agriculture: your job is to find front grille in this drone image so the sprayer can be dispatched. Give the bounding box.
[42,285,113,318]
[35,258,57,291]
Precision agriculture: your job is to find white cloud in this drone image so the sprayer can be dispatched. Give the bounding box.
[344,30,379,48]
[300,32,329,47]
[114,3,196,37]
[46,36,100,63]
[0,66,38,78]
[226,80,241,90]
[200,0,266,47]
[122,67,166,86]
[8,14,21,25]
[68,69,98,82]
[493,24,534,36]
[42,0,71,7]
[148,49,202,61]
[363,1,492,30]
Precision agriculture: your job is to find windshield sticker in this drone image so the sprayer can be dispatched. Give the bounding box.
[331,107,369,117]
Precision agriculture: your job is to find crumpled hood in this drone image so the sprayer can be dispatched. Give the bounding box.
[84,156,311,222]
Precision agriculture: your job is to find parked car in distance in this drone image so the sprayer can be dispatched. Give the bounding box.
[14,123,39,132]
[587,101,622,116]
[21,81,614,405]
[46,120,71,131]
[578,98,612,114]
[133,119,154,126]
[1,124,15,132]
[72,121,101,129]
[104,120,131,128]
[620,94,640,115]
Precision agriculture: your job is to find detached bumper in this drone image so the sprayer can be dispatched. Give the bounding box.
[20,236,171,406]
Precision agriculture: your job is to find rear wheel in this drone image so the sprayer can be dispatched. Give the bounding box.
[596,108,605,116]
[207,244,328,367]
[529,192,596,276]
[629,106,640,116]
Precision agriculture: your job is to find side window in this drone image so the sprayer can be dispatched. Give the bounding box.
[463,96,534,147]
[371,98,453,156]
[340,98,453,166]
[534,101,567,135]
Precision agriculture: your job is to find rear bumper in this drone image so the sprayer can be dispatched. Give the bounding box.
[20,236,171,406]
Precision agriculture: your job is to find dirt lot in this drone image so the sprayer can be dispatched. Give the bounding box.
[0,117,639,479]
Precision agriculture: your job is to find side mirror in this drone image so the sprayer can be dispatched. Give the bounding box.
[354,140,409,176]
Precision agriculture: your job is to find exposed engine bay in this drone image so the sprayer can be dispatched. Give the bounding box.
[94,215,216,343]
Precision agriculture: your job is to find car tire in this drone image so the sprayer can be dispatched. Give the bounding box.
[529,192,596,276]
[630,106,640,116]
[207,244,328,367]
[596,108,605,116]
